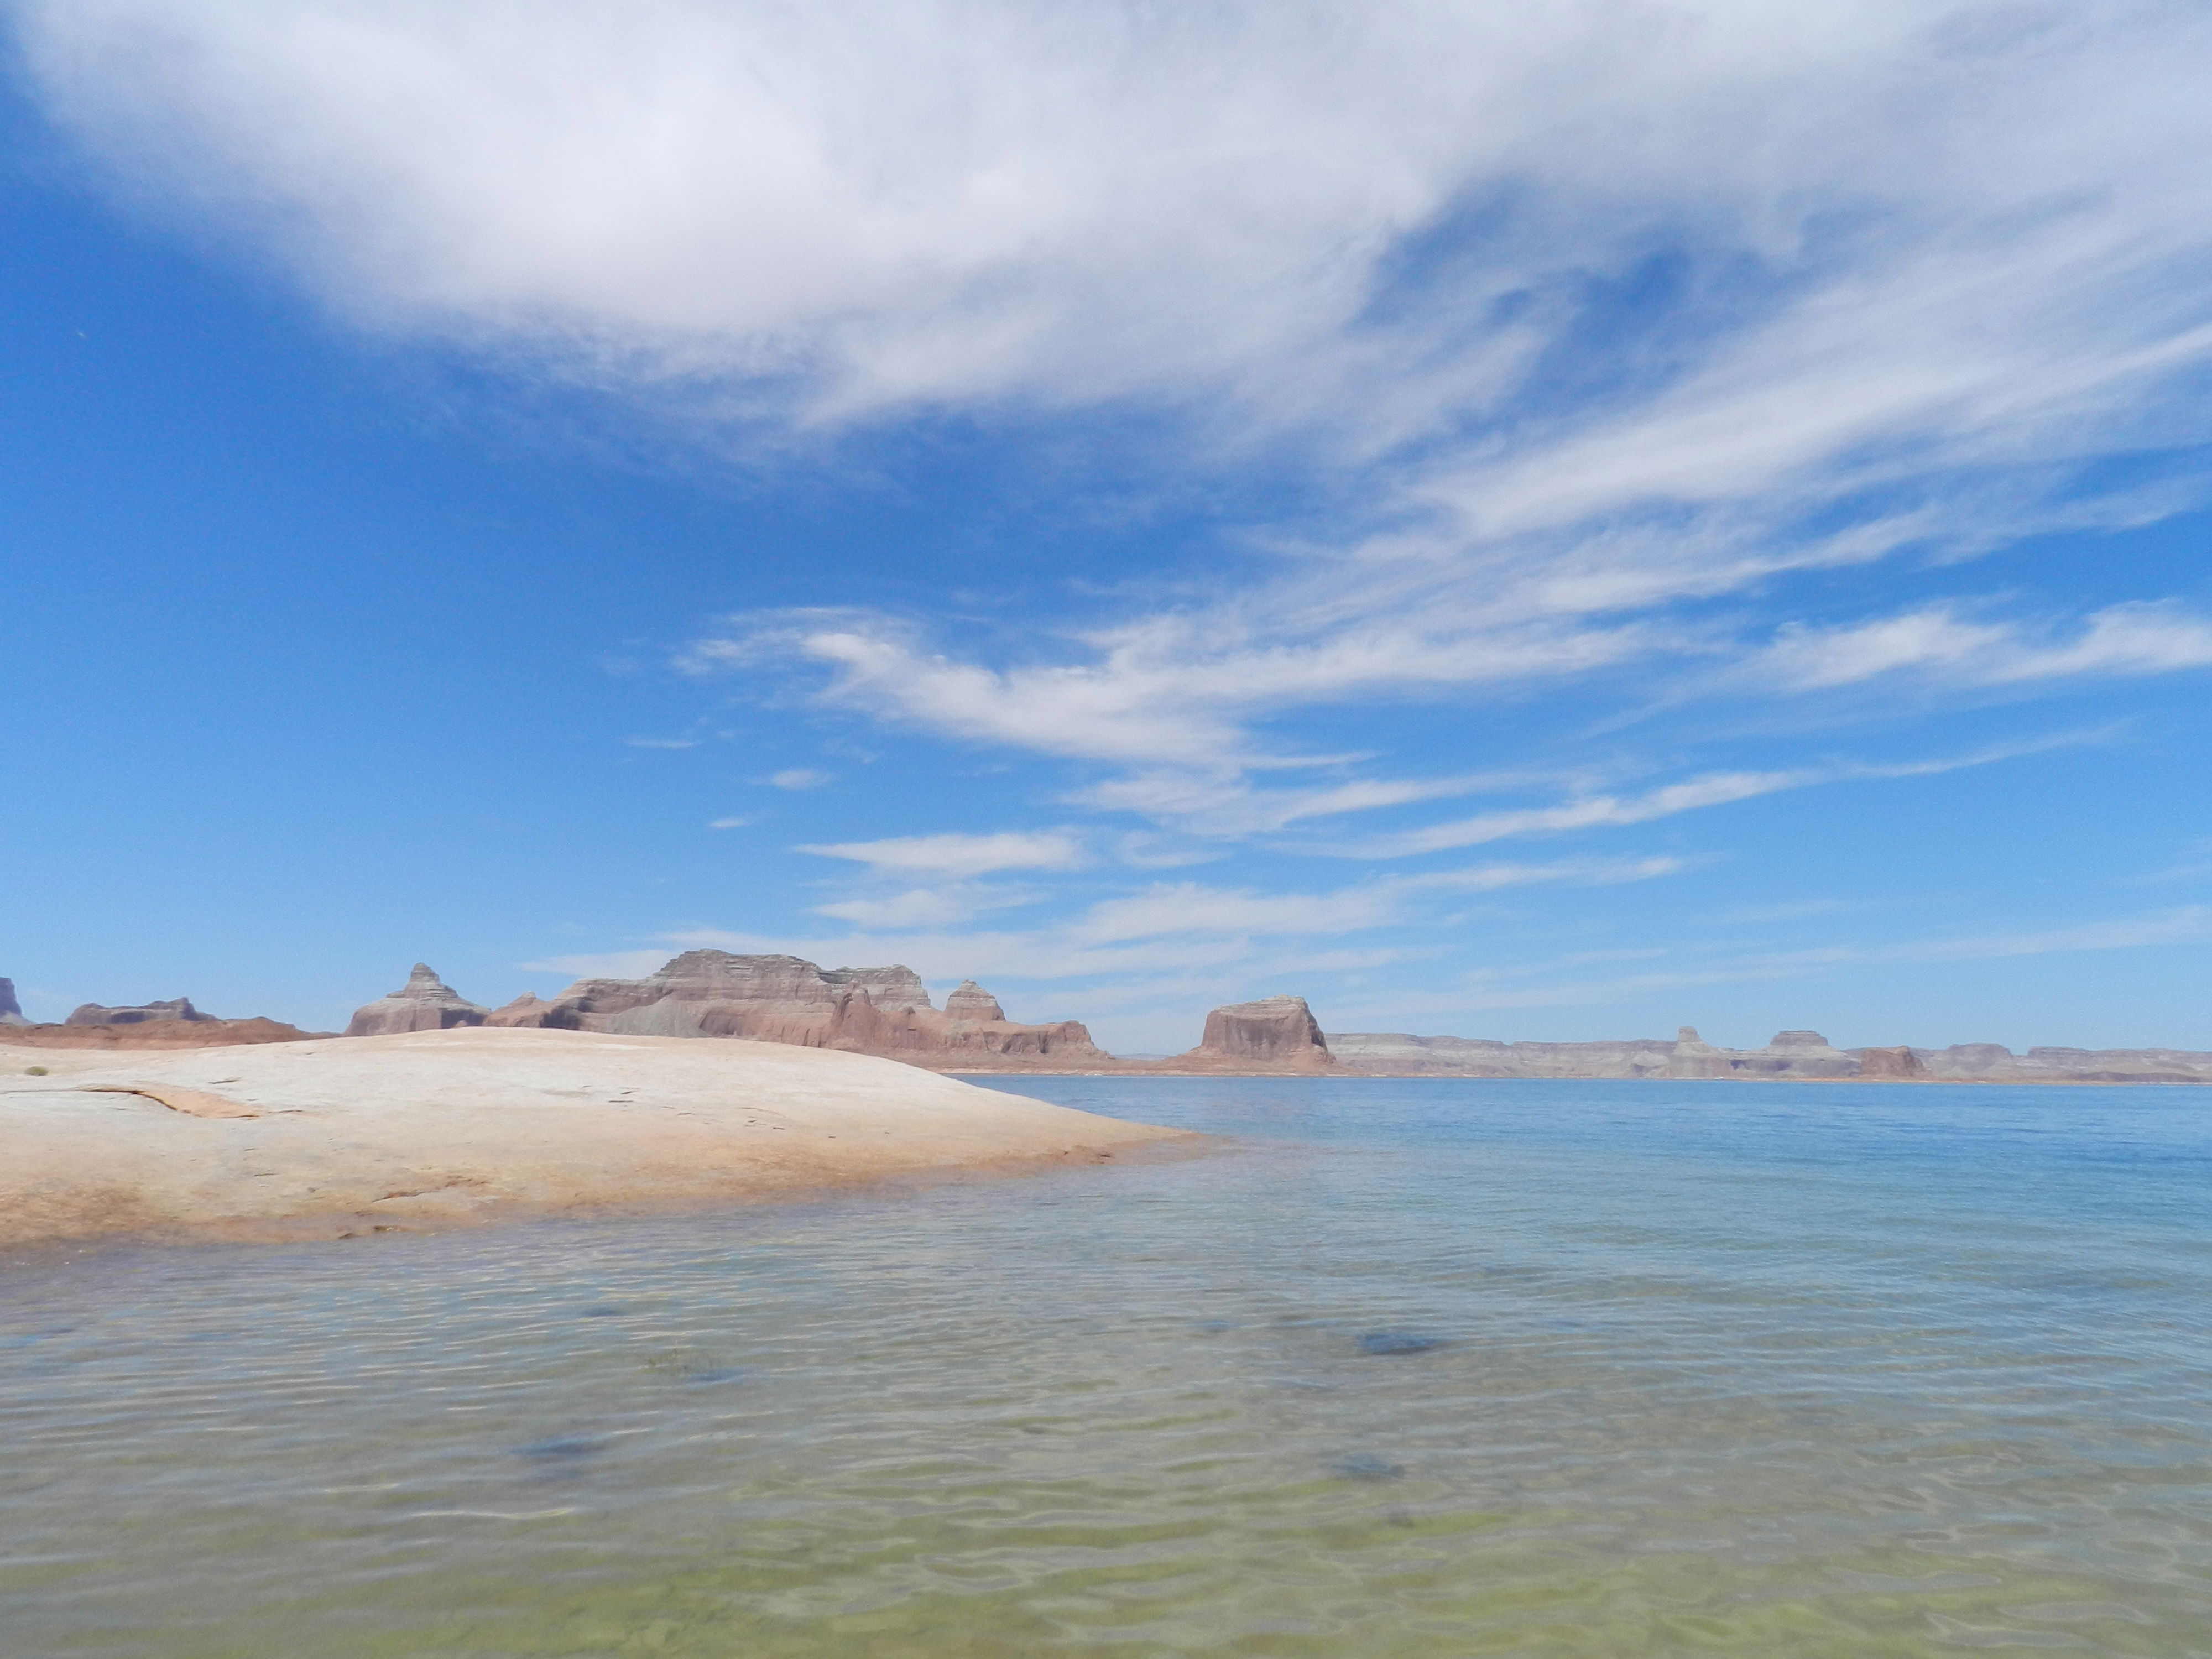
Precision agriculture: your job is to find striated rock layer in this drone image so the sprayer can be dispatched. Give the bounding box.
[473,951,1107,1068]
[0,979,25,1027]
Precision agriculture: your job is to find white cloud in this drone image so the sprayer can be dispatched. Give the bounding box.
[1075,769,1528,838]
[797,828,1087,878]
[23,0,2212,859]
[1339,744,2059,859]
[624,735,701,750]
[813,884,1039,928]
[1446,906,2212,1010]
[1755,600,2212,691]
[768,768,831,790]
[707,816,752,830]
[1070,857,1684,943]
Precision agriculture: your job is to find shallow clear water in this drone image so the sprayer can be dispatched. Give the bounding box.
[5,1078,2212,1657]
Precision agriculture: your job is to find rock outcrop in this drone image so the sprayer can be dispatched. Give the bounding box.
[0,978,27,1027]
[345,965,489,1037]
[1176,997,1335,1070]
[65,997,210,1027]
[472,951,1105,1068]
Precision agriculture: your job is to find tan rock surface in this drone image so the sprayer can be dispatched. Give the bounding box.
[0,1026,1191,1248]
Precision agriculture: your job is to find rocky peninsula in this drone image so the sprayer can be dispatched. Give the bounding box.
[0,1027,1191,1248]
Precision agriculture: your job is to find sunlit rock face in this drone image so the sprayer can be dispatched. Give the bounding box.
[344,965,489,1037]
[478,951,1103,1068]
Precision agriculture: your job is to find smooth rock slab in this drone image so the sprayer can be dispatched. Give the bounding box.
[0,1026,1195,1246]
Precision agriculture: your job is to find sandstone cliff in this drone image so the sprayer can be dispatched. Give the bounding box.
[0,978,26,1027]
[472,951,1106,1068]
[345,964,489,1037]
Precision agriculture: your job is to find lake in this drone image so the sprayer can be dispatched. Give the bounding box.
[4,1077,2209,1656]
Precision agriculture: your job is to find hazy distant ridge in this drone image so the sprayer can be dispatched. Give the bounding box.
[1326,1027,2212,1085]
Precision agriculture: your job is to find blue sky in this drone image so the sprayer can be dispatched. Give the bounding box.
[4,1,2210,1052]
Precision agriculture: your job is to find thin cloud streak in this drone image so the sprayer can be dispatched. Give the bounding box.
[1333,743,2052,860]
[1751,600,2212,692]
[797,828,1087,878]
[1435,907,2212,1011]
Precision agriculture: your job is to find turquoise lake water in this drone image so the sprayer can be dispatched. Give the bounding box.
[4,1077,2210,1656]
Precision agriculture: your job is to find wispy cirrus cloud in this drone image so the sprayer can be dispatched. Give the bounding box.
[1068,857,1685,944]
[797,828,1087,878]
[1750,599,2212,692]
[1435,906,2212,1013]
[1332,742,2062,860]
[27,2,2212,809]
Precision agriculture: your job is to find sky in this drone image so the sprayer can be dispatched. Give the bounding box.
[3,0,2210,1053]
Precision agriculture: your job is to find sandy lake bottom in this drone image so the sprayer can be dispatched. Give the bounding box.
[4,1076,2209,1657]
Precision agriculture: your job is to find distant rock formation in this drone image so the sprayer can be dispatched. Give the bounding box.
[1179,996,1335,1070]
[0,978,27,1027]
[65,997,211,1027]
[1674,1029,1857,1079]
[1329,1030,1674,1078]
[471,951,1105,1067]
[1328,1024,2212,1083]
[345,965,489,1037]
[3,1016,324,1050]
[1908,1043,2212,1084]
